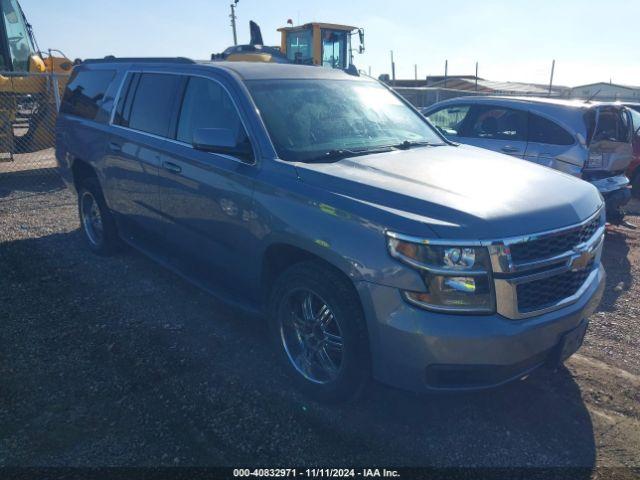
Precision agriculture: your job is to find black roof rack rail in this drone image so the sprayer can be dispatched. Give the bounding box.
[83,56,195,64]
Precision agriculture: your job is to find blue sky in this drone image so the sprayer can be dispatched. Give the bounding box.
[22,0,640,87]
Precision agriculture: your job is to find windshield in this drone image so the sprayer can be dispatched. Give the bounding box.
[247,79,445,162]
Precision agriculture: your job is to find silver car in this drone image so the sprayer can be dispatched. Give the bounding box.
[422,97,633,222]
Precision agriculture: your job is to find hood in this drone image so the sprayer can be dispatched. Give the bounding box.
[295,144,603,240]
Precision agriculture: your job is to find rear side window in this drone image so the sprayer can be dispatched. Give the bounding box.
[466,106,527,141]
[60,69,116,120]
[528,114,575,145]
[116,73,182,137]
[426,105,471,137]
[176,76,246,144]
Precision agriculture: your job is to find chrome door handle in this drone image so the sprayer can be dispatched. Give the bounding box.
[162,161,182,174]
[501,145,519,153]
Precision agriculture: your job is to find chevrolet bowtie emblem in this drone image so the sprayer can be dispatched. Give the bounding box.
[570,249,594,272]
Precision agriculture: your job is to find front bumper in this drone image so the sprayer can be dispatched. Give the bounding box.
[356,264,605,392]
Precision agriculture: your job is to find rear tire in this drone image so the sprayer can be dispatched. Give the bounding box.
[77,177,119,255]
[268,261,370,403]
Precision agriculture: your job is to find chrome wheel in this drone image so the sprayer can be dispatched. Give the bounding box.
[80,190,103,247]
[280,288,344,384]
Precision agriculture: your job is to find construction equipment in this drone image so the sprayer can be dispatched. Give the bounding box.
[0,0,73,158]
[215,20,365,71]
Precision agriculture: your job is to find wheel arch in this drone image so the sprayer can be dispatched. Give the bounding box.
[260,241,363,307]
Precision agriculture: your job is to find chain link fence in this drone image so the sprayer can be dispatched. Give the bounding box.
[0,72,67,192]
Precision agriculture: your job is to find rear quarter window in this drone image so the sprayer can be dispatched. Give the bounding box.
[60,69,116,121]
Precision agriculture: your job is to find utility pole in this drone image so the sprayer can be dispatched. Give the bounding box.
[230,0,239,46]
[475,61,478,92]
[414,64,418,82]
[390,51,396,86]
[368,66,371,76]
[548,59,555,96]
[444,59,448,88]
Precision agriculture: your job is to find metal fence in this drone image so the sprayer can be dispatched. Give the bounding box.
[0,72,66,185]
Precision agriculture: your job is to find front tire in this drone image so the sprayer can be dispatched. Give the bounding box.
[77,177,119,255]
[268,261,370,402]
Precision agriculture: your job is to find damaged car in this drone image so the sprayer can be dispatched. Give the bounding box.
[423,97,633,222]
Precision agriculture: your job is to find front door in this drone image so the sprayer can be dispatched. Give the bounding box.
[156,75,259,299]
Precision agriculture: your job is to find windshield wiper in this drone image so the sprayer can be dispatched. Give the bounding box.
[307,146,396,163]
[392,140,441,150]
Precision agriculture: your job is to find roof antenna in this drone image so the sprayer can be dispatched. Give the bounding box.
[585,89,601,103]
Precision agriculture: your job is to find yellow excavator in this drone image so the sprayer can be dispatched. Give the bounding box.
[214,20,365,72]
[0,0,73,158]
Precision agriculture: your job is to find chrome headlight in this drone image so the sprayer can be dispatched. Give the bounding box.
[387,233,495,314]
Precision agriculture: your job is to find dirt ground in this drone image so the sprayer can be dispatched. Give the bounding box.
[0,169,639,478]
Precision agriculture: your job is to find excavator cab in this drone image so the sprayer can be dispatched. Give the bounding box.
[215,21,365,71]
[0,0,43,72]
[278,23,364,69]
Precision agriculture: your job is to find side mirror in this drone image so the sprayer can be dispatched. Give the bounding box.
[193,127,253,162]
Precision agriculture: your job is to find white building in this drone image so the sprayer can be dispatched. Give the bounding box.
[570,82,640,101]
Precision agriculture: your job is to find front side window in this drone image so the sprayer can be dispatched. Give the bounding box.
[286,30,313,64]
[119,73,182,137]
[426,105,471,137]
[467,106,527,141]
[176,76,247,146]
[60,69,116,121]
[528,114,575,145]
[321,29,348,69]
[248,79,444,162]
[1,0,34,71]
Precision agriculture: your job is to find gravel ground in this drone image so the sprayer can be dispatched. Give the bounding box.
[0,169,639,477]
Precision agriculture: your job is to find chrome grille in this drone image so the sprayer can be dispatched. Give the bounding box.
[510,215,601,263]
[490,207,605,320]
[516,259,595,312]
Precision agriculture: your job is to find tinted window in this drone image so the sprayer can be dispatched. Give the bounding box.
[466,106,527,141]
[426,105,471,137]
[60,69,116,120]
[528,114,574,145]
[124,73,182,137]
[176,76,246,145]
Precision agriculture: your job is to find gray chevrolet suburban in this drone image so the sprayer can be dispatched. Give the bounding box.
[56,58,606,401]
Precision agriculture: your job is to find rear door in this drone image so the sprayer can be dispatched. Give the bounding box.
[460,104,528,158]
[104,71,185,256]
[524,112,583,176]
